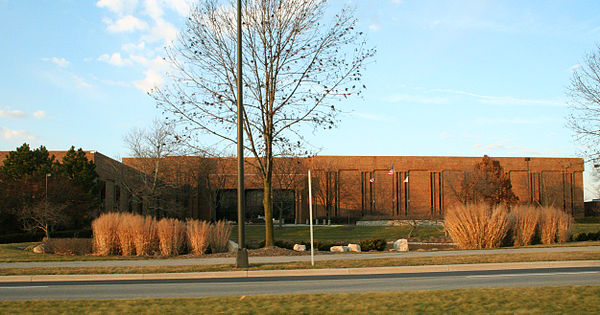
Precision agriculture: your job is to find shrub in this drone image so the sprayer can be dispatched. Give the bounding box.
[157,218,186,256]
[91,212,120,255]
[209,220,231,253]
[186,219,211,255]
[116,213,138,256]
[131,215,158,256]
[444,203,510,249]
[359,238,387,251]
[42,238,92,255]
[538,207,572,244]
[510,205,540,246]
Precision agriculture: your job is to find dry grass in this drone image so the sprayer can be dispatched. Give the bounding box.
[209,220,231,253]
[444,203,510,249]
[42,238,92,256]
[116,213,137,256]
[511,205,540,246]
[132,215,158,256]
[91,212,120,255]
[539,206,572,244]
[157,218,186,256]
[186,219,211,255]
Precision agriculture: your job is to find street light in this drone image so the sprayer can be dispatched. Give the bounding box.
[45,173,52,200]
[235,0,249,268]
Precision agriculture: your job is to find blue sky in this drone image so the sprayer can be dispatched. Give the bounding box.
[1,0,600,197]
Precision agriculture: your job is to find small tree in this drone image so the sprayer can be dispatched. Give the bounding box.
[457,155,519,206]
[18,200,69,239]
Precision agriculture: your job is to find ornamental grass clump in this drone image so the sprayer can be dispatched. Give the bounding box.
[157,218,186,256]
[510,205,540,246]
[131,215,158,256]
[444,203,510,249]
[116,212,137,256]
[186,219,211,255]
[539,206,572,244]
[209,220,231,253]
[91,212,120,255]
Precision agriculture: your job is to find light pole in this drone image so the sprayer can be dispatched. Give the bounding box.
[235,0,249,268]
[45,173,51,201]
[525,158,531,204]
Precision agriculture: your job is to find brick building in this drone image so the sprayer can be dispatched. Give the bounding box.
[0,151,585,221]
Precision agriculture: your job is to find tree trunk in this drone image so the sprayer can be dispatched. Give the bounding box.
[263,177,274,247]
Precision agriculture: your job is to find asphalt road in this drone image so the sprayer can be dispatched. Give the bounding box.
[1,267,598,300]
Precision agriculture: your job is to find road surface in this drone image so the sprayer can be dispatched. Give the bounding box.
[1,267,598,300]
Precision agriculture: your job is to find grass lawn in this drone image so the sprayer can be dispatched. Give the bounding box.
[0,286,598,314]
[1,250,598,276]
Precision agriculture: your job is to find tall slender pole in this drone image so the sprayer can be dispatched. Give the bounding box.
[308,169,314,266]
[235,0,248,268]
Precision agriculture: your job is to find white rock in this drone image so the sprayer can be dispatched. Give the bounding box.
[347,243,361,252]
[393,239,409,252]
[32,244,45,254]
[330,245,349,252]
[227,240,239,253]
[293,244,306,252]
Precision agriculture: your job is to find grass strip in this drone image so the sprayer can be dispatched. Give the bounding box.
[1,251,598,276]
[0,286,598,314]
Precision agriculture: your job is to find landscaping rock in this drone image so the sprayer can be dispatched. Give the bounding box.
[330,245,349,253]
[393,239,409,252]
[347,243,361,252]
[293,244,306,252]
[227,240,239,253]
[32,244,45,254]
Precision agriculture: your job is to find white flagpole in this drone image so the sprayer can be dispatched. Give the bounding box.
[308,169,314,266]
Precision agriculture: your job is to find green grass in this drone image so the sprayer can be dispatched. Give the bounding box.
[572,223,600,234]
[0,286,598,314]
[1,250,598,276]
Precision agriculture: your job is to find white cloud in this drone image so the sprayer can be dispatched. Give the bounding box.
[1,127,36,141]
[352,112,396,122]
[104,15,148,32]
[133,69,164,92]
[42,57,70,67]
[440,131,452,140]
[142,18,178,43]
[568,64,582,73]
[474,116,554,125]
[96,0,138,14]
[33,110,46,119]
[98,52,132,66]
[382,94,450,105]
[0,109,28,119]
[369,24,381,31]
[430,88,565,107]
[122,41,146,52]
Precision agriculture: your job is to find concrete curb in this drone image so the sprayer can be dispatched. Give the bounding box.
[1,260,598,283]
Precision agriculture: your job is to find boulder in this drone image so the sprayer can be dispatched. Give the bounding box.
[293,244,306,252]
[32,244,45,254]
[347,243,361,252]
[330,245,349,253]
[227,240,239,253]
[393,239,409,252]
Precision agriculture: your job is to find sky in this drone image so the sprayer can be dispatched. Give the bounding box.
[1,0,600,198]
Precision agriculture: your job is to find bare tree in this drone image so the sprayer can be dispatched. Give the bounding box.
[153,0,374,246]
[568,46,600,165]
[18,200,68,239]
[122,119,185,217]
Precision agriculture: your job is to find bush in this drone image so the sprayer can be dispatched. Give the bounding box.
[42,238,92,255]
[510,205,540,246]
[539,206,572,244]
[186,219,211,255]
[91,212,120,255]
[572,231,600,241]
[157,218,186,256]
[209,220,231,253]
[359,238,387,251]
[444,203,510,249]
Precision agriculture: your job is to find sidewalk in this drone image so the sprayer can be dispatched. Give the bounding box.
[1,260,599,283]
[1,245,599,269]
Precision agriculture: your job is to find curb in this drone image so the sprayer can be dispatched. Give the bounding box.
[1,260,598,283]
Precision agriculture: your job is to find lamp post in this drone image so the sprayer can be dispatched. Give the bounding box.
[45,173,51,201]
[235,0,249,268]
